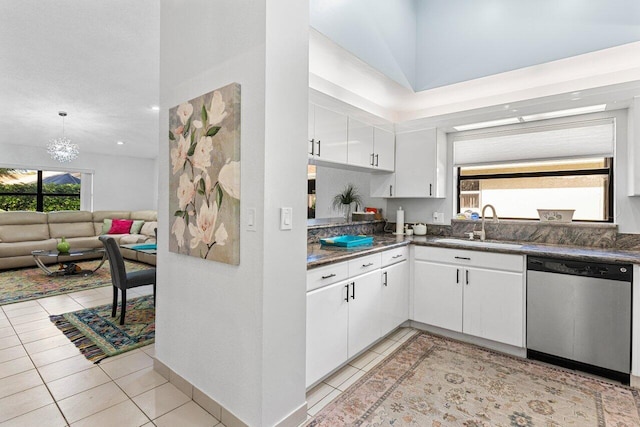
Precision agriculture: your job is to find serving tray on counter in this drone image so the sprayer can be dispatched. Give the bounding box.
[319,235,373,247]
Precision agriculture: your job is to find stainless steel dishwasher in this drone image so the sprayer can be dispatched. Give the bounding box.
[527,256,632,383]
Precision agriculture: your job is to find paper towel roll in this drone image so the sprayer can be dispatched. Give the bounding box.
[396,207,404,234]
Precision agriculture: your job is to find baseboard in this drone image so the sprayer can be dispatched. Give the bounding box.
[154,358,306,427]
[631,374,640,389]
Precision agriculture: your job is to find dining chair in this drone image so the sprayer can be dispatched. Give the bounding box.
[98,236,156,325]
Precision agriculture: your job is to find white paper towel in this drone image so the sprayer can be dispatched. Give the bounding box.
[396,207,404,234]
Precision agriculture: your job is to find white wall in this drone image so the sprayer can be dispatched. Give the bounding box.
[158,1,307,426]
[0,142,157,211]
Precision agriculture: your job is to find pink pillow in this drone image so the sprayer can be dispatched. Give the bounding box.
[108,219,134,234]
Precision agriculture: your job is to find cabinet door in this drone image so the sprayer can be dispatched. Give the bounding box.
[306,281,349,387]
[313,105,348,164]
[370,173,395,198]
[413,261,462,332]
[380,261,409,336]
[347,270,382,358]
[462,267,524,347]
[347,118,374,168]
[394,129,445,198]
[373,128,395,172]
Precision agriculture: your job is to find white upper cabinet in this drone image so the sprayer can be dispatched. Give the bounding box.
[371,128,446,198]
[347,117,374,168]
[309,104,348,164]
[373,127,395,172]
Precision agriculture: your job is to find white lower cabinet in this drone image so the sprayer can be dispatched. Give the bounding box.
[347,270,382,357]
[413,246,525,348]
[306,280,349,387]
[380,260,409,336]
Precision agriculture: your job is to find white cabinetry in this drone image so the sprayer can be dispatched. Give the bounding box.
[371,128,446,198]
[306,280,349,387]
[308,104,348,164]
[380,247,409,336]
[413,246,525,347]
[346,118,395,172]
[306,246,409,387]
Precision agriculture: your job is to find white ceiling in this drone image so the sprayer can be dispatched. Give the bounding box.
[0,1,160,159]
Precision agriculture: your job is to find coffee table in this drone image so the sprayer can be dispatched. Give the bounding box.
[31,248,107,276]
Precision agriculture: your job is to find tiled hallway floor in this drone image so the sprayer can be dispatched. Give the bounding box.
[0,284,224,427]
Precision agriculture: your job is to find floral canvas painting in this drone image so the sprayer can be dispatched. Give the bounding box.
[169,83,240,265]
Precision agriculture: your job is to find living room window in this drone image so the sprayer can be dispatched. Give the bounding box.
[0,169,81,212]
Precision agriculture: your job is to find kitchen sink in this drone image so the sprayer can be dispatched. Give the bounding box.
[435,238,523,250]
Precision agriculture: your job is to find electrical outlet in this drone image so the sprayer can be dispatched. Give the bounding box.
[434,212,445,224]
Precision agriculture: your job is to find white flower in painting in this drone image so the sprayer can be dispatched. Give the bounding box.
[192,120,203,129]
[189,200,219,248]
[218,160,240,199]
[170,135,190,174]
[171,216,186,247]
[208,91,228,125]
[192,136,213,171]
[177,173,196,210]
[214,223,228,246]
[177,102,194,125]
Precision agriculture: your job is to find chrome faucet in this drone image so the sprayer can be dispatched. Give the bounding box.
[474,204,499,241]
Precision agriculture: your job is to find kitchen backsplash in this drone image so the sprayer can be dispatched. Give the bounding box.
[307,220,385,243]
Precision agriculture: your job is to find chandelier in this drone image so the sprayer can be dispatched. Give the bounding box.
[47,111,79,163]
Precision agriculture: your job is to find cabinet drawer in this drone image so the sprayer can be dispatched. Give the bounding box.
[414,246,524,272]
[381,246,408,267]
[348,253,381,277]
[307,262,349,292]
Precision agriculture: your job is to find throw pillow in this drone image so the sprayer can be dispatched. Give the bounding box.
[101,218,113,234]
[140,221,158,237]
[108,219,134,234]
[130,220,144,234]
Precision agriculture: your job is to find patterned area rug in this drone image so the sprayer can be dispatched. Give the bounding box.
[307,332,640,426]
[0,260,151,305]
[50,295,155,363]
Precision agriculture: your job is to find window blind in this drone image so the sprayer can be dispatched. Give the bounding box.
[452,118,615,167]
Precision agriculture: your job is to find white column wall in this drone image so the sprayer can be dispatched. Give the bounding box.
[0,142,157,211]
[158,1,307,426]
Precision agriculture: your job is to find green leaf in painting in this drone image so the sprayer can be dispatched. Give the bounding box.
[187,142,197,157]
[190,130,195,144]
[197,189,205,195]
[169,131,175,141]
[199,177,206,193]
[206,126,221,137]
[216,184,224,209]
[183,117,191,137]
[201,104,208,123]
[174,210,184,217]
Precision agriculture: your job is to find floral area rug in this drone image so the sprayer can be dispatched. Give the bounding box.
[307,332,640,426]
[0,260,151,305]
[50,295,155,363]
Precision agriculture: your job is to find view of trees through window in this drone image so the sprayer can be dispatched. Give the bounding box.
[0,169,81,212]
[458,158,613,222]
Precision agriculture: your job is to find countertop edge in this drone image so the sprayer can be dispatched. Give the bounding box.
[307,240,410,269]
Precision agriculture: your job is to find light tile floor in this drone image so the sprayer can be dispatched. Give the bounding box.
[304,326,419,419]
[0,284,224,427]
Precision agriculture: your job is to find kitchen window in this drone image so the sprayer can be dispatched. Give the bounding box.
[457,158,613,222]
[452,116,615,222]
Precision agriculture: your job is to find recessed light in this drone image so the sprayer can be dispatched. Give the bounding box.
[116,141,124,145]
[453,117,521,131]
[521,104,606,122]
[151,105,160,111]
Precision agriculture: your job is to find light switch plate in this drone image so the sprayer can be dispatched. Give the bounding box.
[280,207,293,230]
[247,208,256,232]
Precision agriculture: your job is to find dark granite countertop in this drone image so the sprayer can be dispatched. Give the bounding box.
[307,233,640,269]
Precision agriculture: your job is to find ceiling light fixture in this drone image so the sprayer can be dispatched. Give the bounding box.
[151,105,160,111]
[521,104,606,122]
[453,117,521,131]
[47,112,79,163]
[116,141,124,145]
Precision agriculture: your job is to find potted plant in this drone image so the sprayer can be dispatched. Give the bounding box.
[332,184,363,222]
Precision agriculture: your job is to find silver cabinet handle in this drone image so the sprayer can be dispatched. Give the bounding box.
[370,153,375,166]
[309,138,315,156]
[344,284,349,302]
[362,262,374,268]
[383,271,388,286]
[321,273,336,279]
[392,254,403,259]
[375,154,379,166]
[317,140,321,156]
